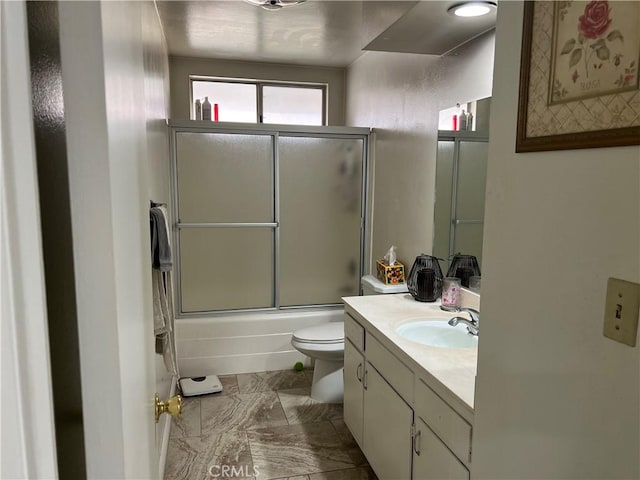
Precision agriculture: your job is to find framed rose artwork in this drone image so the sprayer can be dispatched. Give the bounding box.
[516,1,640,152]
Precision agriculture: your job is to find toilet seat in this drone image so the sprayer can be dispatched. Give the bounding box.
[292,322,344,345]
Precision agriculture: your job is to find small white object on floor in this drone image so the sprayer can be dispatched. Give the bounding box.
[179,375,223,396]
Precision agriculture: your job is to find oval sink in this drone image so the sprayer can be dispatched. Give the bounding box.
[396,319,478,348]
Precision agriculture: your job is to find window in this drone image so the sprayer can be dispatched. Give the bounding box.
[190,77,327,126]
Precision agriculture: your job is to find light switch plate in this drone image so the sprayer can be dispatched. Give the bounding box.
[603,277,640,347]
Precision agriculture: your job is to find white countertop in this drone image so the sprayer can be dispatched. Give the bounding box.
[342,293,478,421]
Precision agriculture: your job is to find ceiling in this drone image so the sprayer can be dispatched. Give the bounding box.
[155,0,497,67]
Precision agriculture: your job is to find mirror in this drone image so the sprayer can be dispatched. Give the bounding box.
[433,97,491,275]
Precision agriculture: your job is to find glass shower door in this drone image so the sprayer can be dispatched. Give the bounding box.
[453,140,488,266]
[171,125,370,314]
[433,136,488,271]
[175,131,276,312]
[278,136,364,306]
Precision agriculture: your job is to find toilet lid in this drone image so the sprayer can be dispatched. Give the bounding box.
[293,322,344,344]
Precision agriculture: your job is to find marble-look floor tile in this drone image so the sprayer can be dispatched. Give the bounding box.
[278,388,343,425]
[219,374,240,395]
[170,398,201,438]
[330,420,367,467]
[249,422,354,480]
[201,392,288,433]
[303,369,315,384]
[308,467,376,480]
[238,370,310,394]
[165,430,254,480]
[270,477,309,480]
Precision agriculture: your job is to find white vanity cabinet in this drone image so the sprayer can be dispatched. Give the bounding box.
[343,338,364,446]
[413,417,469,480]
[343,311,473,480]
[362,363,413,480]
[344,321,413,480]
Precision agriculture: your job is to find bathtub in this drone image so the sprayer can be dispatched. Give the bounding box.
[175,308,344,376]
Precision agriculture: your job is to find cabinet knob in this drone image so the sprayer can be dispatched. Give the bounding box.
[413,429,422,456]
[363,369,368,390]
[356,363,362,382]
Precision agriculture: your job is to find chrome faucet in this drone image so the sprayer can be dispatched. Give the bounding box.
[448,307,479,336]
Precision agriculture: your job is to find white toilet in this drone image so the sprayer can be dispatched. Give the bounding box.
[291,322,344,403]
[291,277,406,403]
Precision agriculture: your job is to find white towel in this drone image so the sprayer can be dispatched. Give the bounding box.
[150,204,179,377]
[152,270,170,335]
[158,204,171,244]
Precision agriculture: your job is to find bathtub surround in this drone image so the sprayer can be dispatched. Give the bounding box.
[176,309,344,376]
[165,370,373,480]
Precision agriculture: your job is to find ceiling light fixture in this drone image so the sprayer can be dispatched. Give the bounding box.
[244,0,307,11]
[448,1,497,18]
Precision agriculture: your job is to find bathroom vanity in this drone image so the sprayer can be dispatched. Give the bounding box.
[342,293,478,480]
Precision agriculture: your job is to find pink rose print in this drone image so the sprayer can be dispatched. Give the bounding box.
[578,1,612,39]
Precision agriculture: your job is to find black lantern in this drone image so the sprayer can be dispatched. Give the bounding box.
[446,253,481,288]
[407,254,444,302]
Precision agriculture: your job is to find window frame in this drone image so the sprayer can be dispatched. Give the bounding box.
[189,75,328,126]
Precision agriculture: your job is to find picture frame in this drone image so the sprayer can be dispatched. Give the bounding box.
[516,1,640,152]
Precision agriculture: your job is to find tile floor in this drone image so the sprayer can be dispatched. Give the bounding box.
[165,369,376,480]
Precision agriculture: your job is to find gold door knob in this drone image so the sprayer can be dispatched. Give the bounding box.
[154,393,182,423]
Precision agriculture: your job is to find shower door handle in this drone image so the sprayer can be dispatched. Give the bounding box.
[413,428,422,456]
[453,219,483,225]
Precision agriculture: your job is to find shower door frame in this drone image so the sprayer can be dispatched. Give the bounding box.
[435,131,489,271]
[169,120,372,317]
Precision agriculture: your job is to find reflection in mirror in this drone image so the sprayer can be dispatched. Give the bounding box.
[433,97,491,275]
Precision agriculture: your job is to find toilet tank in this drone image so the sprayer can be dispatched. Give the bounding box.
[361,274,409,295]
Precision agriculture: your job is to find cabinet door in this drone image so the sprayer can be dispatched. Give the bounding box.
[363,363,413,480]
[413,417,469,480]
[343,339,364,446]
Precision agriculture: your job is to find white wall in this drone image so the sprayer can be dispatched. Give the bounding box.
[345,32,495,270]
[1,2,58,477]
[472,2,640,478]
[169,55,346,125]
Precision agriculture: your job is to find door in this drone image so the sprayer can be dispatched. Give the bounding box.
[56,2,159,477]
[343,339,365,446]
[362,363,413,480]
[3,2,160,477]
[413,417,469,480]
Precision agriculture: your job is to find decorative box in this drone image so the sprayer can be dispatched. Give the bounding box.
[376,259,405,285]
